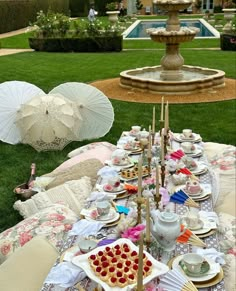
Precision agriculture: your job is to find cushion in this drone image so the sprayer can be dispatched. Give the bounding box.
[43,158,103,189]
[67,141,116,158]
[0,236,59,291]
[0,204,77,264]
[13,177,92,218]
[204,142,236,216]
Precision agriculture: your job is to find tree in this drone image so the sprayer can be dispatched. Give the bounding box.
[136,0,143,11]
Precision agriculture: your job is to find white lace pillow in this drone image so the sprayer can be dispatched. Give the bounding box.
[13,177,92,218]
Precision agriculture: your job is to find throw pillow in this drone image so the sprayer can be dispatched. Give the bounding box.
[13,177,92,218]
[0,204,78,264]
[43,158,103,188]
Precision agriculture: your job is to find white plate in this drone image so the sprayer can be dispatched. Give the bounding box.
[191,223,212,235]
[191,163,208,175]
[85,209,120,224]
[120,173,148,182]
[182,148,203,158]
[176,184,211,199]
[173,133,202,143]
[106,160,134,171]
[103,184,126,194]
[172,255,219,282]
[72,238,169,291]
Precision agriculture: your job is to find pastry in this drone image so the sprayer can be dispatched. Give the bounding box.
[88,242,153,288]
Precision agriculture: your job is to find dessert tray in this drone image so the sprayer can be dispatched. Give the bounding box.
[173,133,202,143]
[120,165,149,182]
[172,255,221,284]
[72,238,169,291]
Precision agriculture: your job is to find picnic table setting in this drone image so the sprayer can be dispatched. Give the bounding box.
[39,98,235,291]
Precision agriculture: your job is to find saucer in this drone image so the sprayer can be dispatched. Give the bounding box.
[185,148,203,158]
[172,255,219,282]
[173,133,202,143]
[188,219,204,231]
[103,184,125,193]
[191,163,208,175]
[179,259,210,277]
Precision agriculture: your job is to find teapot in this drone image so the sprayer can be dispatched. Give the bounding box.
[150,209,185,251]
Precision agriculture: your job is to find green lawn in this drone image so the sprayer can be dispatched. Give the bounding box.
[0,20,235,232]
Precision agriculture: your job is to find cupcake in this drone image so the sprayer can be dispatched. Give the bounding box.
[107,277,118,287]
[117,277,128,288]
[100,270,109,282]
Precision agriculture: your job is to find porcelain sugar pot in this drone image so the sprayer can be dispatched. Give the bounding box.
[150,209,185,251]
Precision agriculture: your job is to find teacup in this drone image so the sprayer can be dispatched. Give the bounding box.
[108,176,120,189]
[96,201,111,217]
[182,213,200,229]
[182,129,193,139]
[183,253,204,274]
[181,142,195,154]
[185,180,201,195]
[78,239,97,253]
[111,149,128,165]
[131,126,141,134]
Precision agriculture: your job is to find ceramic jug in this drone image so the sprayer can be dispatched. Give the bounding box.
[150,209,185,251]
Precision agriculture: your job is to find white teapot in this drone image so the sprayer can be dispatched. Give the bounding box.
[150,209,185,251]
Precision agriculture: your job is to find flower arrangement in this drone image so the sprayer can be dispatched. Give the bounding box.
[106,2,118,11]
[121,224,145,242]
[30,10,71,38]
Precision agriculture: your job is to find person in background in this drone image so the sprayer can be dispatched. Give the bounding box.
[88,5,96,22]
[119,1,125,16]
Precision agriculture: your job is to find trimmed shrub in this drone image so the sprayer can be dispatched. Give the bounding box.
[220,34,236,51]
[0,0,69,34]
[28,36,123,52]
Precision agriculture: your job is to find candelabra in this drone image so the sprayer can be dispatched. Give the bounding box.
[136,197,144,224]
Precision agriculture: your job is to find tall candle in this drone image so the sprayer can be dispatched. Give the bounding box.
[160,96,164,121]
[156,161,159,198]
[138,155,143,198]
[164,103,168,135]
[137,233,144,291]
[152,106,155,133]
[146,198,150,242]
[147,126,152,158]
[161,134,165,165]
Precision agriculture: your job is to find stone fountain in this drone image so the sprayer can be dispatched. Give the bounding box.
[120,0,225,95]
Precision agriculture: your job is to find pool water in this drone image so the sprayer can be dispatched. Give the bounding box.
[123,20,220,39]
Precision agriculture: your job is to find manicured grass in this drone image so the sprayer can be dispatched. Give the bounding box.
[0,22,235,232]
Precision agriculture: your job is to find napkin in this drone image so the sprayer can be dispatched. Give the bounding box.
[198,210,219,226]
[192,246,226,265]
[68,219,103,236]
[44,262,86,288]
[97,166,118,178]
[86,191,115,202]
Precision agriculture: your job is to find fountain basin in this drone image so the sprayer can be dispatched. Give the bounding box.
[120,65,225,95]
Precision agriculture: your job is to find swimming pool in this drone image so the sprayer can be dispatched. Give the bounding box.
[123,19,220,39]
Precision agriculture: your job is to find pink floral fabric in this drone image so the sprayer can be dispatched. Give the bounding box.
[210,147,236,171]
[0,204,78,264]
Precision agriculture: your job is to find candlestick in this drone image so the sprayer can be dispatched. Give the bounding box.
[147,126,152,159]
[146,198,150,241]
[164,132,168,156]
[160,96,164,121]
[166,101,169,130]
[137,155,143,199]
[155,161,161,208]
[159,119,164,136]
[152,106,155,134]
[137,233,144,291]
[164,102,168,136]
[136,197,143,225]
[161,133,165,166]
[161,164,165,187]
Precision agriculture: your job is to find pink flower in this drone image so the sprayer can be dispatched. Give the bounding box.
[104,184,113,191]
[19,232,32,246]
[0,242,11,256]
[121,224,145,242]
[90,209,99,219]
[64,224,72,231]
[228,247,236,256]
[47,213,65,221]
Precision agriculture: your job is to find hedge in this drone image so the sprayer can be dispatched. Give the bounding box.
[28,36,123,52]
[220,34,236,51]
[0,0,69,34]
